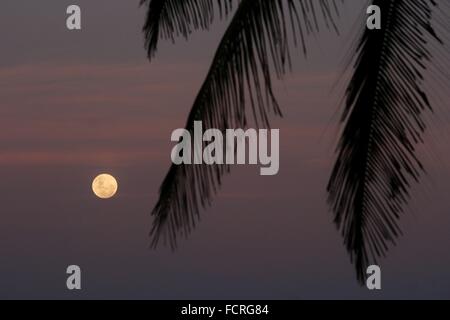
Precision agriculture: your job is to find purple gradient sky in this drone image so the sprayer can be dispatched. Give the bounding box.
[1,1,450,299]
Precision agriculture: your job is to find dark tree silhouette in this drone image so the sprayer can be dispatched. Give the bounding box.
[141,0,447,284]
[141,0,340,249]
[328,0,444,283]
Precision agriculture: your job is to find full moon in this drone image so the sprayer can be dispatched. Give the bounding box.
[92,174,118,199]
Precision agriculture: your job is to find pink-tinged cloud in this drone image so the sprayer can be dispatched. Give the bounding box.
[0,149,166,166]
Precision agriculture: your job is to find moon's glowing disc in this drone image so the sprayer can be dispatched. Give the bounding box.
[92,174,118,199]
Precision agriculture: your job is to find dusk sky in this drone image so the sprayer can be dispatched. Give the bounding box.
[1,1,450,299]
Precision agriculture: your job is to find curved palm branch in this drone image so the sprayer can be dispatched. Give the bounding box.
[327,0,442,283]
[148,0,341,249]
[141,0,235,59]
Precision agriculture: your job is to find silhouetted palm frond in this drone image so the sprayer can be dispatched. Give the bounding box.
[327,0,442,283]
[141,0,235,59]
[148,0,341,249]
